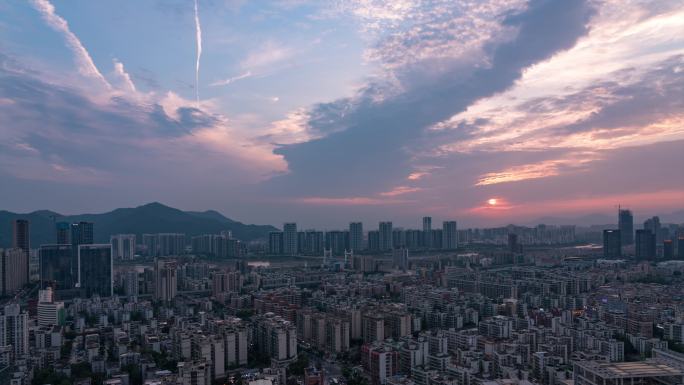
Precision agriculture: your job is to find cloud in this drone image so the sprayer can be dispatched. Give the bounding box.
[29,0,110,88]
[466,189,684,221]
[209,71,252,87]
[194,0,202,106]
[269,0,596,199]
[0,53,285,190]
[475,152,600,186]
[379,186,423,197]
[112,59,137,93]
[240,41,295,72]
[296,196,407,206]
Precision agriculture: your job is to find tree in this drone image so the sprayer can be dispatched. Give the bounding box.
[342,366,367,385]
[288,354,309,376]
[32,368,70,385]
[122,363,144,385]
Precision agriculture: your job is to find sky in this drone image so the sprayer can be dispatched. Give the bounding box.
[0,0,682,229]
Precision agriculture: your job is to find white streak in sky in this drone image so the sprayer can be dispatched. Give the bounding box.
[30,0,110,89]
[209,71,252,87]
[194,0,202,107]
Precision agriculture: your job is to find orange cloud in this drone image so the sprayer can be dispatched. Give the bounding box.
[465,189,684,220]
[296,196,407,206]
[475,152,600,186]
[379,186,423,197]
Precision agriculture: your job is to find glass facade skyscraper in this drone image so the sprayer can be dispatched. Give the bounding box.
[618,209,634,245]
[78,244,113,298]
[39,244,75,292]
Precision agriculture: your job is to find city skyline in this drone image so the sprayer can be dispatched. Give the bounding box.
[2,2,684,384]
[1,0,683,227]
[2,201,683,232]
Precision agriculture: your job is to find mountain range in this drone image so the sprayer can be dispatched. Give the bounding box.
[0,202,278,248]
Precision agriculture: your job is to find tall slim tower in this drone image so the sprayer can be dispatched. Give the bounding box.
[618,208,634,245]
[12,219,30,253]
[55,222,70,244]
[379,222,393,251]
[12,219,30,282]
[422,217,432,248]
[349,222,364,252]
[442,221,458,250]
[154,259,178,302]
[283,223,298,255]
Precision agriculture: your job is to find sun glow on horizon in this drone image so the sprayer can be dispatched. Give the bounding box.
[487,198,498,206]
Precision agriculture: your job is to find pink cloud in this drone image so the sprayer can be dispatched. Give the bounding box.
[379,186,423,197]
[464,189,684,220]
[296,196,407,206]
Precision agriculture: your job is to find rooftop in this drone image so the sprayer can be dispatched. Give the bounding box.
[576,361,683,378]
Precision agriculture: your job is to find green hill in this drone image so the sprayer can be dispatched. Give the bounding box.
[0,202,277,248]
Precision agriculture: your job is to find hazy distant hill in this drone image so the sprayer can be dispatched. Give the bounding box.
[0,202,277,248]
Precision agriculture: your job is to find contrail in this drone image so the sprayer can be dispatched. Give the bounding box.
[30,0,110,89]
[194,0,202,107]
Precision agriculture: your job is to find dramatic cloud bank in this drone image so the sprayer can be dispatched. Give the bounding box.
[0,0,681,226]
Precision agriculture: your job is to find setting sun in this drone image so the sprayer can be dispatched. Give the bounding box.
[488,198,498,205]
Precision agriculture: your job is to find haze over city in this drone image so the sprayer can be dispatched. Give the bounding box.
[0,0,682,228]
[4,2,684,385]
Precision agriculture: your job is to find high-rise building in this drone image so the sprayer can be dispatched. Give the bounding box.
[269,232,284,255]
[111,234,136,260]
[55,222,70,244]
[158,233,185,256]
[326,230,348,255]
[39,244,75,292]
[679,237,684,261]
[431,229,443,249]
[392,229,406,249]
[37,288,65,327]
[142,234,159,256]
[664,240,674,260]
[78,244,113,298]
[442,221,458,250]
[379,222,393,251]
[254,314,297,364]
[154,259,178,302]
[221,324,248,367]
[12,219,30,282]
[349,222,364,252]
[55,222,71,245]
[644,216,663,244]
[618,209,634,245]
[635,229,656,261]
[393,248,409,271]
[0,304,29,363]
[0,248,28,296]
[603,229,622,259]
[422,217,432,248]
[303,230,325,256]
[508,233,521,253]
[123,270,139,298]
[70,221,94,246]
[362,313,385,343]
[12,219,30,254]
[283,223,298,255]
[368,231,380,252]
